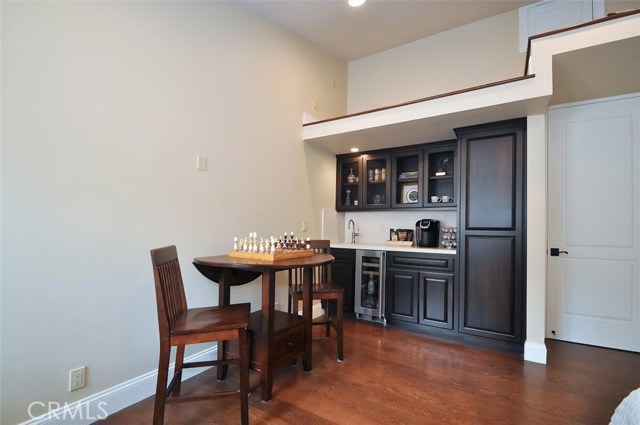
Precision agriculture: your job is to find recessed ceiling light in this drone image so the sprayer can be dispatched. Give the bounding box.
[348,0,366,7]
[350,147,360,152]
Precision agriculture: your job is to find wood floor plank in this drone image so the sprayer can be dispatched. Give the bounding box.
[98,318,639,424]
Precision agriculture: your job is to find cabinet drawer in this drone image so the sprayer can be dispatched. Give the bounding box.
[271,326,304,367]
[387,252,454,272]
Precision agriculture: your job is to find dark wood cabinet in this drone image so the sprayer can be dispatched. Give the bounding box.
[362,153,391,209]
[391,149,423,208]
[419,271,454,330]
[336,140,456,212]
[386,252,455,331]
[424,142,457,208]
[386,268,419,323]
[331,248,355,312]
[456,119,526,345]
[336,157,362,210]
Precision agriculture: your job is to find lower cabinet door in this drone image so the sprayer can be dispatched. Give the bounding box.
[386,268,419,323]
[419,272,454,329]
[331,248,355,312]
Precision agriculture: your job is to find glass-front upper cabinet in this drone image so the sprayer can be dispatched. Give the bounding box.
[362,153,391,209]
[392,149,423,208]
[335,140,456,211]
[336,156,362,211]
[424,142,457,208]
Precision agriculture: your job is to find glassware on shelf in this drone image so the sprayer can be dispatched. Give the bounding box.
[345,189,352,206]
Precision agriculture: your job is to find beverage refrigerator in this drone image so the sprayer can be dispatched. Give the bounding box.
[354,250,386,325]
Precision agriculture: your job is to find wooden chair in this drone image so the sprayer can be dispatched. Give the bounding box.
[288,240,344,361]
[150,245,250,425]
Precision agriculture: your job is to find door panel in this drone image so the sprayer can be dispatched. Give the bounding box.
[466,135,516,230]
[419,272,454,329]
[461,235,519,340]
[547,94,640,352]
[386,268,418,323]
[564,259,633,320]
[564,116,634,248]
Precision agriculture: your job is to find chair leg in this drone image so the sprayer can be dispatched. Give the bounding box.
[153,343,171,425]
[337,295,344,362]
[173,345,185,396]
[238,329,249,425]
[292,294,300,316]
[217,341,229,381]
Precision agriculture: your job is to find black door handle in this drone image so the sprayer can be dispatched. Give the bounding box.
[550,248,569,256]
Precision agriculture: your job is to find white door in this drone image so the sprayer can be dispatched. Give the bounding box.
[547,94,640,352]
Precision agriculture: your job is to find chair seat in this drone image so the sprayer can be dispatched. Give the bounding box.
[171,304,250,337]
[290,281,344,295]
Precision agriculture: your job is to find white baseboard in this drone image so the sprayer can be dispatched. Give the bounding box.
[524,340,547,364]
[19,346,217,425]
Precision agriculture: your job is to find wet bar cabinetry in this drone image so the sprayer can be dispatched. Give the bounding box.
[456,119,526,345]
[336,157,362,210]
[386,252,455,332]
[336,140,456,212]
[335,118,526,352]
[331,248,355,313]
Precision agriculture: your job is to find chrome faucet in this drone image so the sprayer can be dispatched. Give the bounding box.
[348,219,359,244]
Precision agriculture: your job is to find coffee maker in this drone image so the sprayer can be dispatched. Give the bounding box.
[415,219,440,247]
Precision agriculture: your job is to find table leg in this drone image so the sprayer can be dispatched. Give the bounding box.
[260,270,276,401]
[302,266,313,372]
[217,268,231,381]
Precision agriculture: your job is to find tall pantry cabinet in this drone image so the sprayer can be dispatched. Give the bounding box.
[455,119,527,345]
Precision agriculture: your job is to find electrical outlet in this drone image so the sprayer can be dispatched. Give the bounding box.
[301,220,307,232]
[69,366,86,392]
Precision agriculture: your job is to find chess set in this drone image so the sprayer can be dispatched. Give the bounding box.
[228,232,313,261]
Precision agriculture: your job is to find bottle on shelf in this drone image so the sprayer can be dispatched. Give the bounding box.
[347,168,356,183]
[367,275,376,295]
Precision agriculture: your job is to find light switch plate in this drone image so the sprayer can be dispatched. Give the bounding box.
[196,154,207,171]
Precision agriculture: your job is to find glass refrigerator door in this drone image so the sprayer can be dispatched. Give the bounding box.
[359,256,380,311]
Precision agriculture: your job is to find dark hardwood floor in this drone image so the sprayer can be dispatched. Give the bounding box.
[98,318,639,424]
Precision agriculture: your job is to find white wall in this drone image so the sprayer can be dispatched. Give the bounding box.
[347,10,525,113]
[525,114,548,363]
[0,2,346,424]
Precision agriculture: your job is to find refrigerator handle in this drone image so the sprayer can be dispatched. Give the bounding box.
[379,251,386,319]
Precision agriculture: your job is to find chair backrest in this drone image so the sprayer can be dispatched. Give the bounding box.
[289,240,332,287]
[309,240,331,283]
[150,245,187,336]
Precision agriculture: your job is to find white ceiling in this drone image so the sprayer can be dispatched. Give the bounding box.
[235,0,537,61]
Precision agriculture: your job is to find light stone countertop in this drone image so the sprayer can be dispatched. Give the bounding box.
[331,242,456,255]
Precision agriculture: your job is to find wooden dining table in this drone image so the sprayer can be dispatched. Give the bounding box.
[192,253,334,402]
